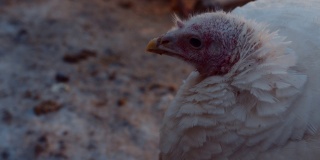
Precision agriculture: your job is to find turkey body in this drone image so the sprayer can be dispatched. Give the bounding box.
[147,0,320,160]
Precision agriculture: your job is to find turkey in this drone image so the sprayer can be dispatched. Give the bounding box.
[146,0,320,159]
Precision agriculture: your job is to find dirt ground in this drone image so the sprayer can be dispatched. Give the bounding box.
[0,1,192,160]
[0,0,248,160]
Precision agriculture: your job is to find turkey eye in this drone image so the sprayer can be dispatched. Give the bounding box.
[189,38,202,48]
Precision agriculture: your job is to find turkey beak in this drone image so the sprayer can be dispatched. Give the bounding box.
[146,38,159,53]
[146,36,177,56]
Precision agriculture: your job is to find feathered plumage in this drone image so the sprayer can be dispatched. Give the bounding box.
[146,0,320,159]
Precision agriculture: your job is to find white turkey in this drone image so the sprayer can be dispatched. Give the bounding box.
[146,0,320,159]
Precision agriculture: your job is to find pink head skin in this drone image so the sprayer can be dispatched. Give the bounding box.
[146,12,245,77]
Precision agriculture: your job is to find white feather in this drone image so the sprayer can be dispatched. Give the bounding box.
[159,0,320,159]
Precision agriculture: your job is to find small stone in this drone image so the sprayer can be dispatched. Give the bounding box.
[34,135,49,156]
[168,85,177,93]
[63,49,97,64]
[14,28,28,42]
[34,135,48,157]
[38,135,47,143]
[2,110,12,124]
[148,83,163,90]
[34,100,62,116]
[51,83,70,93]
[118,1,133,9]
[108,71,116,81]
[23,90,41,100]
[92,99,108,107]
[138,86,146,93]
[117,98,127,107]
[55,73,70,83]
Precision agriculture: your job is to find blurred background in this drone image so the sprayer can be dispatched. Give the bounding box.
[0,0,252,160]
